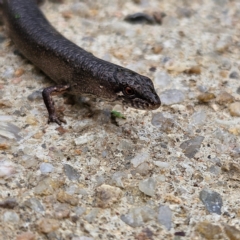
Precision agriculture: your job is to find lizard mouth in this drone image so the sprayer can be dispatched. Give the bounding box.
[123,97,161,110]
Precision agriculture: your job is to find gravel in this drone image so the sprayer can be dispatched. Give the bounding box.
[1,0,240,239]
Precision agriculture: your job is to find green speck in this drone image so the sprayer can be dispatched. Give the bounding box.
[111,111,126,119]
[15,14,20,19]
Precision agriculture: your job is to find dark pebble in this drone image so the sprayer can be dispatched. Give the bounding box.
[0,34,6,43]
[237,87,240,94]
[63,164,80,181]
[174,231,186,236]
[124,13,156,25]
[27,90,43,101]
[229,71,239,79]
[149,66,157,72]
[180,136,204,158]
[199,189,223,215]
[0,198,18,209]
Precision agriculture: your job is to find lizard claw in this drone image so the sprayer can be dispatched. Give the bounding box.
[48,114,66,125]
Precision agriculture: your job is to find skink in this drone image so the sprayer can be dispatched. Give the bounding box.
[1,0,161,125]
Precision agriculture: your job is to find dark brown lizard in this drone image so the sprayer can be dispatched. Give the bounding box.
[1,0,161,125]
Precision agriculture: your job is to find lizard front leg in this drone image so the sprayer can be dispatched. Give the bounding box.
[42,84,70,125]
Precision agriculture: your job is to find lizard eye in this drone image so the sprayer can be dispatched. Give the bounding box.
[123,86,134,96]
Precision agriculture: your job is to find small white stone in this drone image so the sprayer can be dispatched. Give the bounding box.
[75,133,94,145]
[190,111,207,125]
[3,211,20,223]
[131,152,150,168]
[139,177,156,197]
[153,161,170,168]
[40,163,54,174]
[0,160,16,178]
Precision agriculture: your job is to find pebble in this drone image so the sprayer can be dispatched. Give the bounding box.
[197,85,208,93]
[24,198,45,213]
[224,224,240,240]
[20,155,38,169]
[0,160,16,178]
[16,232,35,240]
[237,87,240,94]
[152,11,166,24]
[209,165,221,175]
[101,150,108,158]
[117,139,134,151]
[121,206,156,227]
[185,65,201,75]
[0,122,22,141]
[195,221,222,240]
[151,112,175,132]
[229,71,239,79]
[40,163,54,174]
[135,162,150,176]
[220,59,232,70]
[197,92,216,103]
[111,171,127,187]
[85,208,99,223]
[27,90,43,101]
[74,206,86,217]
[152,44,164,54]
[162,16,179,27]
[70,2,90,17]
[216,91,234,105]
[164,60,189,73]
[154,71,171,88]
[157,205,172,230]
[199,189,223,215]
[139,177,156,197]
[0,115,13,121]
[230,148,240,159]
[45,232,59,240]
[54,204,70,219]
[2,67,14,79]
[57,190,79,206]
[180,136,204,158]
[219,71,229,79]
[215,36,232,53]
[34,177,63,196]
[131,152,150,168]
[0,33,6,43]
[153,161,170,168]
[221,162,240,181]
[0,197,18,209]
[0,138,11,150]
[95,109,111,125]
[3,211,20,222]
[26,115,39,125]
[72,237,94,240]
[63,164,80,181]
[124,12,156,25]
[14,68,25,77]
[228,102,240,117]
[190,111,207,125]
[160,89,185,105]
[212,0,228,6]
[37,218,60,234]
[228,125,240,135]
[176,7,193,18]
[74,133,94,145]
[135,228,154,240]
[95,184,123,208]
[95,175,105,186]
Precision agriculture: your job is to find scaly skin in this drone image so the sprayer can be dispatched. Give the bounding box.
[2,0,161,124]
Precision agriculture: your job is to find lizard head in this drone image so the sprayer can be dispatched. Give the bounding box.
[113,68,161,110]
